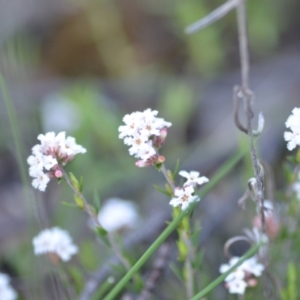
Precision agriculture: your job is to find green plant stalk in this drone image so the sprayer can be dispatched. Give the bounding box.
[190,243,261,300]
[103,148,247,300]
[0,72,29,190]
[0,72,54,300]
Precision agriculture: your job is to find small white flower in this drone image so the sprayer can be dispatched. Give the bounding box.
[33,228,55,255]
[169,186,199,210]
[33,227,78,262]
[179,170,209,186]
[97,198,139,232]
[219,257,245,282]
[31,170,50,192]
[118,109,171,166]
[241,257,264,277]
[0,273,18,300]
[284,108,300,151]
[286,108,300,129]
[284,130,300,151]
[28,132,86,191]
[227,278,247,294]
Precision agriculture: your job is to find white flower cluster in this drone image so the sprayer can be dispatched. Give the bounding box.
[97,198,139,232]
[27,132,86,191]
[219,256,264,294]
[284,107,300,151]
[118,109,171,166]
[33,227,78,262]
[169,170,209,210]
[0,273,17,300]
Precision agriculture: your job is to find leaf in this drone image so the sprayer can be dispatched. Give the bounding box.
[74,194,84,209]
[173,159,180,180]
[153,184,171,196]
[169,262,184,282]
[69,172,79,191]
[79,176,84,193]
[96,227,110,247]
[93,190,101,212]
[61,201,78,208]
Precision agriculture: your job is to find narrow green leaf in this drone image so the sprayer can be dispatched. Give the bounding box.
[69,172,79,190]
[93,190,101,212]
[153,184,171,196]
[173,159,180,180]
[61,201,78,208]
[74,194,84,209]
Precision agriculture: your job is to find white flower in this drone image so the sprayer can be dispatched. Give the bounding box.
[33,227,78,262]
[284,129,300,151]
[31,170,50,192]
[284,108,300,150]
[179,170,209,186]
[169,186,199,210]
[97,198,139,232]
[118,109,171,165]
[227,278,247,294]
[0,273,18,300]
[220,255,264,295]
[285,108,300,129]
[219,257,245,282]
[242,257,264,277]
[28,132,86,191]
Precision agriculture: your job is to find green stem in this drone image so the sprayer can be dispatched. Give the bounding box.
[103,148,246,300]
[190,243,261,300]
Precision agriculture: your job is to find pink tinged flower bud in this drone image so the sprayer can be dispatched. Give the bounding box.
[159,127,168,142]
[54,169,63,178]
[135,160,151,168]
[152,128,168,148]
[157,155,165,164]
[247,278,257,287]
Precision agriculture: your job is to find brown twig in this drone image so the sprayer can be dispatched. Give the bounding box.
[236,0,266,234]
[185,0,240,34]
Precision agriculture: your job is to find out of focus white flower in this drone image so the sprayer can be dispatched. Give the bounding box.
[284,108,300,151]
[227,278,247,294]
[27,132,86,191]
[179,170,209,186]
[169,186,199,210]
[33,227,78,262]
[0,273,17,300]
[219,256,264,295]
[118,109,171,166]
[97,198,139,232]
[41,93,81,133]
[242,256,264,277]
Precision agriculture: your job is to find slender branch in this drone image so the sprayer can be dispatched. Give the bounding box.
[160,163,176,193]
[185,0,240,34]
[62,170,101,227]
[63,170,132,272]
[236,0,266,234]
[182,231,194,299]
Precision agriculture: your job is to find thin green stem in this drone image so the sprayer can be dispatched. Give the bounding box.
[190,243,261,300]
[103,148,247,300]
